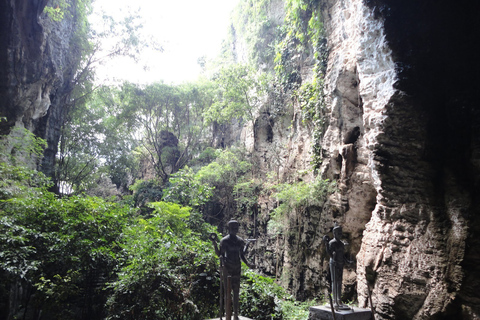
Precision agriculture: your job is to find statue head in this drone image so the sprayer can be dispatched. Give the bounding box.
[227,220,239,235]
[333,223,342,240]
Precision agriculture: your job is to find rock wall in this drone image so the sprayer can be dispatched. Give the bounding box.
[0,0,81,177]
[231,0,480,318]
[319,0,480,318]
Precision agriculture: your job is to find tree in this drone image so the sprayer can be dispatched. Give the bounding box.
[0,160,132,319]
[162,165,214,208]
[52,7,161,193]
[56,86,139,194]
[195,147,253,224]
[106,202,218,320]
[119,81,214,182]
[204,64,268,128]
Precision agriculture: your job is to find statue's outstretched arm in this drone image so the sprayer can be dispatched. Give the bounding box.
[209,233,221,256]
[241,251,255,269]
[241,239,256,269]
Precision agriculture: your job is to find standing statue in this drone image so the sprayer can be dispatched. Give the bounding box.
[210,220,256,320]
[323,223,352,311]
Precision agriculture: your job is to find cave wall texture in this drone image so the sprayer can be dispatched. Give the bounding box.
[0,0,80,178]
[318,0,479,318]
[233,0,480,319]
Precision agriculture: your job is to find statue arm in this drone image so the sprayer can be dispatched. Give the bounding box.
[241,240,256,269]
[344,251,354,264]
[209,233,221,256]
[323,235,333,257]
[240,250,255,269]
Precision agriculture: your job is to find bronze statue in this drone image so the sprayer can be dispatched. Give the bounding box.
[210,220,255,320]
[323,223,352,311]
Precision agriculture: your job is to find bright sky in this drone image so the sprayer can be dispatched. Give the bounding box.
[92,0,240,84]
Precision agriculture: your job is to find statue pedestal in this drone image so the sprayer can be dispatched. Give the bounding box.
[206,316,253,320]
[309,305,372,320]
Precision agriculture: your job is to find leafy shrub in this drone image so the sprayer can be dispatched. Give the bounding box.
[196,147,252,187]
[240,268,320,320]
[106,202,219,320]
[130,178,164,208]
[162,166,214,208]
[269,177,335,234]
[240,269,286,319]
[0,126,47,168]
[0,162,52,200]
[278,298,320,320]
[0,165,131,319]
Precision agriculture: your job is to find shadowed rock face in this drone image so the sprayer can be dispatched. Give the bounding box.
[319,0,480,318]
[225,2,479,317]
[0,0,79,179]
[0,0,48,134]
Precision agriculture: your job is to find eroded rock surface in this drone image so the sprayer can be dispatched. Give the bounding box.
[320,0,480,318]
[0,0,81,177]
[241,0,480,318]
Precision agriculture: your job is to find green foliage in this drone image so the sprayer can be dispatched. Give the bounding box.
[269,177,335,234]
[129,178,163,208]
[106,201,218,320]
[0,126,47,168]
[234,179,260,213]
[163,166,214,208]
[164,147,256,223]
[190,146,220,168]
[275,0,326,69]
[0,163,132,318]
[195,147,254,218]
[0,160,223,319]
[146,201,191,233]
[118,81,213,182]
[230,0,280,66]
[297,80,325,123]
[196,147,252,187]
[57,86,139,194]
[0,126,50,202]
[56,5,160,192]
[295,77,327,172]
[274,0,327,84]
[240,268,320,320]
[204,64,268,126]
[302,92,327,171]
[274,0,328,171]
[278,298,320,320]
[43,0,71,22]
[240,268,286,319]
[0,162,52,202]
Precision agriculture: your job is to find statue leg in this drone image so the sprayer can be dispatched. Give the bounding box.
[335,275,341,306]
[226,276,232,320]
[337,269,343,306]
[232,276,240,320]
[329,260,337,306]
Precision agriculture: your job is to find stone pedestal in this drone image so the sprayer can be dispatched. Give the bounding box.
[309,305,372,320]
[206,316,253,320]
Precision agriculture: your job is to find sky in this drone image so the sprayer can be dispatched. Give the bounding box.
[92,0,240,84]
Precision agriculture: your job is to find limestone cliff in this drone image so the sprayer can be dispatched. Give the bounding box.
[0,0,82,177]
[349,1,480,318]
[230,0,480,318]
